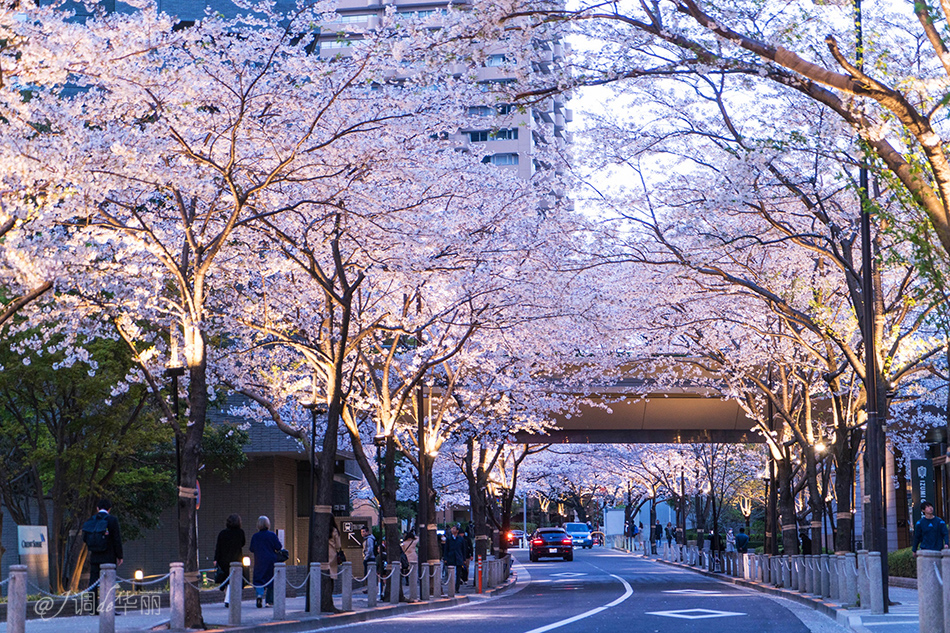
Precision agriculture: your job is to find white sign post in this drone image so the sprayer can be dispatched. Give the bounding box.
[17,525,49,592]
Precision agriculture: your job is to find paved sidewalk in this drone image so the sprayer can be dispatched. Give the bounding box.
[0,566,516,632]
[633,550,921,633]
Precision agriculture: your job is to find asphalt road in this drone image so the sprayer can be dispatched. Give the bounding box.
[320,547,850,633]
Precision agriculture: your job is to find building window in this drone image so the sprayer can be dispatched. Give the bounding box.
[467,130,490,142]
[495,104,514,115]
[468,106,493,117]
[492,128,518,140]
[482,153,519,166]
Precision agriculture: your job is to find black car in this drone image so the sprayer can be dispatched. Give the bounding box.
[529,528,573,562]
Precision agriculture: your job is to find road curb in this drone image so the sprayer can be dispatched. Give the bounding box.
[192,572,518,632]
[651,556,863,629]
[196,595,471,632]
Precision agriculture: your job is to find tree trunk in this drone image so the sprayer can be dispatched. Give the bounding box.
[833,425,859,552]
[180,352,207,628]
[315,398,340,612]
[777,456,799,555]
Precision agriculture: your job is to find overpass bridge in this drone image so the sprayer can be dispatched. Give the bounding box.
[515,377,763,444]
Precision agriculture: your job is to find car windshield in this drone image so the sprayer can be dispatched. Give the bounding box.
[564,523,589,533]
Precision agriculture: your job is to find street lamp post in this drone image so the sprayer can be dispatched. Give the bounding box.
[853,0,889,610]
[374,432,388,593]
[301,401,323,612]
[164,361,185,521]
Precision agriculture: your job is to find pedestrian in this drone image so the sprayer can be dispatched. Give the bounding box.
[249,515,283,608]
[735,527,749,554]
[653,520,663,554]
[401,530,418,586]
[665,522,674,547]
[442,524,466,593]
[213,513,246,607]
[461,525,473,585]
[329,520,343,582]
[799,529,812,554]
[360,525,376,592]
[725,528,736,553]
[913,501,950,554]
[636,522,645,552]
[82,498,123,611]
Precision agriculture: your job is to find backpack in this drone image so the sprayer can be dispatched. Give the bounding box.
[372,535,379,559]
[83,514,110,553]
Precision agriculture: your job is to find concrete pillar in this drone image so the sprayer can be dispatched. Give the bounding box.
[868,551,884,616]
[918,550,943,631]
[341,562,353,611]
[421,563,430,601]
[5,565,27,633]
[308,563,320,614]
[843,553,858,607]
[169,562,185,631]
[857,551,869,608]
[273,563,286,619]
[797,556,806,592]
[783,556,792,589]
[389,562,401,605]
[805,554,815,593]
[98,563,116,633]
[829,554,839,600]
[366,565,377,608]
[227,562,242,625]
[820,554,831,598]
[409,563,419,602]
[836,555,848,603]
[943,551,950,633]
[446,566,456,598]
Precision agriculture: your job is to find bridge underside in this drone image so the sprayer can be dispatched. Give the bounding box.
[515,394,763,444]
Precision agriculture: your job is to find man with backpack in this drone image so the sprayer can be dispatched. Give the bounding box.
[83,498,123,610]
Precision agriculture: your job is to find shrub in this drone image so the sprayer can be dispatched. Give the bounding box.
[889,547,916,578]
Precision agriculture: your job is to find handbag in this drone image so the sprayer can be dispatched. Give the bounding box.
[276,548,290,562]
[336,550,346,564]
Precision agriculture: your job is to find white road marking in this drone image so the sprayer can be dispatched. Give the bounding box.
[647,608,746,620]
[551,572,587,578]
[521,571,633,633]
[861,621,919,626]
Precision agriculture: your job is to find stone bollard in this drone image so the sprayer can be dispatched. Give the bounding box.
[843,553,858,607]
[169,562,185,631]
[308,563,321,614]
[366,565,377,608]
[99,563,116,633]
[820,554,831,598]
[6,565,27,633]
[273,563,286,619]
[409,563,419,602]
[856,551,869,607]
[836,555,848,603]
[421,563,430,601]
[770,556,779,587]
[868,551,884,616]
[228,562,242,626]
[796,555,805,592]
[446,566,456,598]
[944,551,950,632]
[918,550,943,631]
[829,554,839,600]
[390,562,401,605]
[789,556,798,590]
[341,562,353,611]
[803,557,812,594]
[783,556,792,589]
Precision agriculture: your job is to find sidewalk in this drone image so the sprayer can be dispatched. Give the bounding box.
[634,549,920,633]
[0,567,517,632]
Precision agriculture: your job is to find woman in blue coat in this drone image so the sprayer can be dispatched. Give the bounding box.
[249,516,283,608]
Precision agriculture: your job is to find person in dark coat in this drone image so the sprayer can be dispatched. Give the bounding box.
[249,515,283,608]
[86,498,123,610]
[442,524,467,592]
[213,514,246,604]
